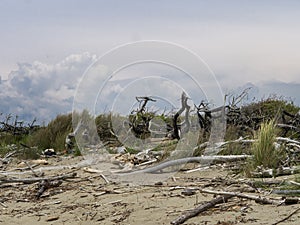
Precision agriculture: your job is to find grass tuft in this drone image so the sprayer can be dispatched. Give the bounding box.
[245,119,286,176]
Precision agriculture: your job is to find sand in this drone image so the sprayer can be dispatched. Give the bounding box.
[1,156,299,225]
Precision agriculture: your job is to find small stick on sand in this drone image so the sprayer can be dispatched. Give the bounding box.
[272,207,300,225]
[170,195,233,225]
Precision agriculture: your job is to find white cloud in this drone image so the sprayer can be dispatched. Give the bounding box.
[0,52,97,123]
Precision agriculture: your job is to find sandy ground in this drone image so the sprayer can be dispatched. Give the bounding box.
[1,155,300,225]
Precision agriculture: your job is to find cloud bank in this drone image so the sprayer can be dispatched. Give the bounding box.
[0,52,96,123]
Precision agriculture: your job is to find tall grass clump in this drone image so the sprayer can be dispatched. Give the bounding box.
[27,113,73,151]
[250,119,283,169]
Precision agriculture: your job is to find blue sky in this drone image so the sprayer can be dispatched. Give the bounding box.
[0,0,300,122]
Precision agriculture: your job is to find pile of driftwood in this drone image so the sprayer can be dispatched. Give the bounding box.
[0,113,38,136]
[116,89,300,145]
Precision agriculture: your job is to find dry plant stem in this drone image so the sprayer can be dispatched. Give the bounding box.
[200,189,281,205]
[0,172,77,184]
[272,207,300,225]
[170,195,233,225]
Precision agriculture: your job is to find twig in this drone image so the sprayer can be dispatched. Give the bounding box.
[100,174,109,184]
[105,200,123,205]
[170,195,233,225]
[272,207,300,225]
[0,202,7,208]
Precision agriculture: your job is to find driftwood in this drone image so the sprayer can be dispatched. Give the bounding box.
[83,168,110,184]
[251,166,300,178]
[272,189,300,195]
[289,180,300,187]
[36,179,62,199]
[25,161,43,177]
[170,195,233,225]
[272,207,300,225]
[276,137,300,145]
[276,123,300,132]
[0,172,77,184]
[173,92,189,139]
[0,150,18,166]
[195,101,212,132]
[200,189,282,205]
[135,96,156,114]
[117,155,251,174]
[0,113,38,135]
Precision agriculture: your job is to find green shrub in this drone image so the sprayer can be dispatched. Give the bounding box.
[241,98,299,129]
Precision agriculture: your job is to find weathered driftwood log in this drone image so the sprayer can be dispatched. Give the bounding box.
[200,189,282,205]
[170,195,233,225]
[117,155,251,174]
[173,92,189,140]
[0,172,77,184]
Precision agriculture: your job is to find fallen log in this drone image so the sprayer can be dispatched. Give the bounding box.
[170,195,233,225]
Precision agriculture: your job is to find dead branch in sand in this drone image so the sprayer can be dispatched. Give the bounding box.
[272,207,300,225]
[170,195,233,225]
[0,172,77,184]
[200,189,283,205]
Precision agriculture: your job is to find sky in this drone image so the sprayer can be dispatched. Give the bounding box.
[0,0,300,123]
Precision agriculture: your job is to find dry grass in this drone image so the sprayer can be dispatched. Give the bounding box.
[245,119,285,176]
